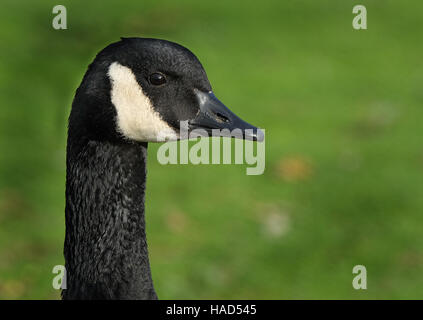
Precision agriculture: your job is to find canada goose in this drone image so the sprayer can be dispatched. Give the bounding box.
[63,37,262,300]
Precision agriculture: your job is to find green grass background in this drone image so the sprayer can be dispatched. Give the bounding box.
[0,0,422,299]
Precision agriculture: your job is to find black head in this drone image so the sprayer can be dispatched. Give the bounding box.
[69,37,263,144]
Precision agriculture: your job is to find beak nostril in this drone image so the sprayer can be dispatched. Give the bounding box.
[214,112,230,123]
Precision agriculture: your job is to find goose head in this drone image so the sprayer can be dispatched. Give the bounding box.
[69,37,263,144]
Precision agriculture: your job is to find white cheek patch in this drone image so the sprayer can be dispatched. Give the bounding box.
[107,62,178,142]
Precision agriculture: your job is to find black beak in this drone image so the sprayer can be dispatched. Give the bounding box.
[188,90,264,141]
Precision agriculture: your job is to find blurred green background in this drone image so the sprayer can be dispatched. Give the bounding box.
[0,0,422,299]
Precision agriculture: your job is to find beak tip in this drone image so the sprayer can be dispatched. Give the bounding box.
[244,128,264,142]
[255,128,265,142]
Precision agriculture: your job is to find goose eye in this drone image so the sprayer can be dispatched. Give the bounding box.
[149,72,166,86]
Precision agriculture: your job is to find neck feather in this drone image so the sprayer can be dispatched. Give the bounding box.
[63,139,157,299]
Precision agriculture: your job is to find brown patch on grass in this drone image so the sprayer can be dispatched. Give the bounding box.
[165,209,190,234]
[275,156,313,182]
[0,279,26,299]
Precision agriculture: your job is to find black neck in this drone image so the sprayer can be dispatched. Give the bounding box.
[63,139,157,299]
